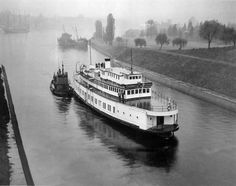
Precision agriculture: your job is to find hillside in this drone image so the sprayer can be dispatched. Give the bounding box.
[170,47,236,64]
[92,40,236,99]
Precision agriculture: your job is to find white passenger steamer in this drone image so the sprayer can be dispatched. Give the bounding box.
[72,58,179,138]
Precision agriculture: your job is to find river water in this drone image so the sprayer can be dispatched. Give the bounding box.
[1,30,236,186]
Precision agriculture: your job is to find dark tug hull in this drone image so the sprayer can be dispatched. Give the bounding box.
[73,89,179,140]
[50,64,72,97]
[50,81,72,97]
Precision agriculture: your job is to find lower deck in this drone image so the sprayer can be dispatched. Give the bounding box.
[73,80,178,131]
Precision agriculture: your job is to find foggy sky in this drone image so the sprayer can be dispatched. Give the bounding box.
[0,0,235,24]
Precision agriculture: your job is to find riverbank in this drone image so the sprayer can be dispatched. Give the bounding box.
[91,40,236,112]
[0,66,10,185]
[170,46,236,64]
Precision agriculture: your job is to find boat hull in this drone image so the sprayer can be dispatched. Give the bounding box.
[73,89,178,139]
[57,38,88,50]
[2,27,29,34]
[50,82,72,97]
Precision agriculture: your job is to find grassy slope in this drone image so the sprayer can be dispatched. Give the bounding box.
[93,41,236,99]
[170,47,236,64]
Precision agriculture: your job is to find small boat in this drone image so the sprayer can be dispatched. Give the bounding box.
[50,63,72,97]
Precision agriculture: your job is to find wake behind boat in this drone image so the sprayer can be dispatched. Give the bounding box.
[72,58,179,138]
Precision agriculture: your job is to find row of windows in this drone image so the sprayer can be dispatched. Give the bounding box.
[79,84,149,98]
[90,94,139,119]
[82,77,122,94]
[99,82,123,93]
[103,71,142,81]
[127,88,150,95]
[83,75,147,96]
[129,75,141,80]
[100,101,115,113]
[99,82,149,96]
[79,87,116,113]
[101,71,121,80]
[78,87,140,120]
[108,72,120,80]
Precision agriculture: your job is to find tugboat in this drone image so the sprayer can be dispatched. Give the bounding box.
[50,63,72,97]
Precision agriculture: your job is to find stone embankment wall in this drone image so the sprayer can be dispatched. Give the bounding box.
[0,66,10,185]
[1,65,34,185]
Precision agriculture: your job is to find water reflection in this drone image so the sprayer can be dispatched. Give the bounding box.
[1,29,236,186]
[53,96,72,114]
[0,69,10,185]
[73,97,178,172]
[0,78,10,124]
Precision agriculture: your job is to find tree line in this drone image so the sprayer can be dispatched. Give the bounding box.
[134,20,236,49]
[200,20,236,48]
[94,15,236,49]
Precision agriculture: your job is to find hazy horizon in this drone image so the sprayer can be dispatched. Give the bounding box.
[0,0,236,25]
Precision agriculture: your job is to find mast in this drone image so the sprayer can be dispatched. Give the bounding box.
[6,12,10,28]
[89,39,92,65]
[57,58,60,71]
[63,25,66,33]
[62,61,64,74]
[75,25,79,41]
[130,48,133,74]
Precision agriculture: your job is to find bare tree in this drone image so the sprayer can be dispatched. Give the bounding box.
[134,38,146,47]
[199,20,221,49]
[172,38,188,50]
[155,33,169,50]
[220,26,236,47]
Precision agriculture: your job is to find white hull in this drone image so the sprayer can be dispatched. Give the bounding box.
[73,78,179,135]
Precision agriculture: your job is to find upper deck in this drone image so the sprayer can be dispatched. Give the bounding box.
[78,69,152,100]
[92,58,151,86]
[74,58,177,113]
[76,78,177,113]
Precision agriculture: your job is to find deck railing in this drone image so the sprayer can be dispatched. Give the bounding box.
[150,90,178,112]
